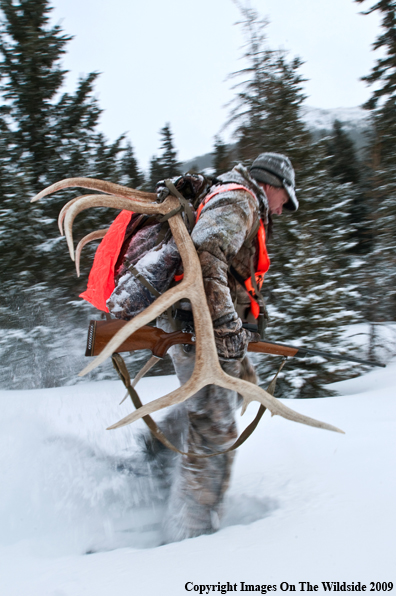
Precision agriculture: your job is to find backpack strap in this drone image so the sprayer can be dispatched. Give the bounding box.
[164,179,196,230]
[196,183,257,219]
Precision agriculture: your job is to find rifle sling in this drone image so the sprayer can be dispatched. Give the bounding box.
[111,352,286,458]
[228,263,263,309]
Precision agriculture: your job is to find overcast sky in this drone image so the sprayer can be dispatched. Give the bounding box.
[50,0,381,170]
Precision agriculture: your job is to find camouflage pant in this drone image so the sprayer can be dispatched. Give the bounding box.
[157,317,256,542]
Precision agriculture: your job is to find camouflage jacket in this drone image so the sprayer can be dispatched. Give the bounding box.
[193,164,268,332]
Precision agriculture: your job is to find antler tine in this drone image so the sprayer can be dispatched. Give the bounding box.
[217,374,344,433]
[107,375,212,430]
[31,177,156,203]
[63,193,179,260]
[59,193,142,237]
[107,375,344,434]
[63,195,135,260]
[58,196,88,235]
[75,229,108,277]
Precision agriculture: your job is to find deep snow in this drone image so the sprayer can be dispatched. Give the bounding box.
[0,360,395,595]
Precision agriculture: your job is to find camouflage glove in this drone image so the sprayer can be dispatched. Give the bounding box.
[213,319,260,361]
[156,174,210,206]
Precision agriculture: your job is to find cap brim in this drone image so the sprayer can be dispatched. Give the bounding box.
[283,181,298,211]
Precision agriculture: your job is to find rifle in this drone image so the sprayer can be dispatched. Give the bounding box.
[86,319,386,368]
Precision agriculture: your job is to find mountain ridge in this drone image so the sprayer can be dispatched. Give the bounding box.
[182,105,370,173]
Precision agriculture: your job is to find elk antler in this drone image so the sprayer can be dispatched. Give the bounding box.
[75,229,108,277]
[32,178,344,435]
[31,177,155,202]
[58,196,81,235]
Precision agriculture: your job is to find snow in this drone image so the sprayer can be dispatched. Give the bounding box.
[0,361,395,595]
[301,106,368,131]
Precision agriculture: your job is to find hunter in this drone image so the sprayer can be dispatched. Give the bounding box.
[106,152,298,542]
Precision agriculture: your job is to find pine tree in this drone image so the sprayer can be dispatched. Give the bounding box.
[227,3,365,396]
[0,0,70,191]
[355,0,396,165]
[228,4,311,170]
[148,155,166,192]
[324,119,373,255]
[0,0,128,298]
[213,135,232,176]
[0,0,105,191]
[148,123,181,190]
[122,141,145,188]
[158,123,181,178]
[325,120,360,183]
[0,0,147,392]
[353,0,396,323]
[92,133,124,181]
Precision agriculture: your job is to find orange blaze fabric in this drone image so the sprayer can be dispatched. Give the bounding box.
[195,183,257,219]
[244,220,270,318]
[79,210,133,312]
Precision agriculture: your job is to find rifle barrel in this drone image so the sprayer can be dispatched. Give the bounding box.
[251,340,386,368]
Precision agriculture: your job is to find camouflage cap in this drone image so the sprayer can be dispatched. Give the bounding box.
[250,152,298,211]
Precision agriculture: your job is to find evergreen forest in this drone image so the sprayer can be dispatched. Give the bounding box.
[0,0,395,396]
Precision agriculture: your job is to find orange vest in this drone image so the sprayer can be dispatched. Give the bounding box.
[79,210,133,312]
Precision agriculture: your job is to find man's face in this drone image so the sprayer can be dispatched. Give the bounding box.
[260,183,289,215]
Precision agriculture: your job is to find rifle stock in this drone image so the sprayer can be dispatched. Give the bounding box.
[86,319,385,367]
[85,319,195,358]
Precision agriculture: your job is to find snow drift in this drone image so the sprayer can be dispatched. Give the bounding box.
[0,361,395,595]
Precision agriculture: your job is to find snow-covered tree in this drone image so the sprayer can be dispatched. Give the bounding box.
[227,4,365,396]
[353,0,396,322]
[0,0,145,391]
[148,123,181,190]
[122,141,145,189]
[212,135,232,176]
[0,0,142,298]
[324,120,373,256]
[228,3,311,170]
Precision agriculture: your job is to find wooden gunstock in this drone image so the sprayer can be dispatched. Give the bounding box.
[86,319,195,358]
[248,340,299,358]
[86,319,297,359]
